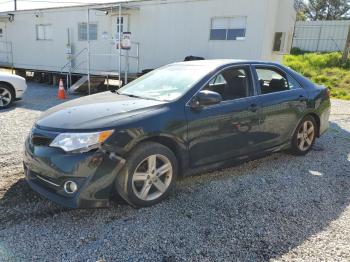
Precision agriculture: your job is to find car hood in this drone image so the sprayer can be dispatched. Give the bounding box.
[36,92,167,130]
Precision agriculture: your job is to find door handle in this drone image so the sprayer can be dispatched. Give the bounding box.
[298,95,307,102]
[249,104,258,112]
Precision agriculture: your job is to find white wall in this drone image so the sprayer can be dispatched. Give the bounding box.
[0,0,296,74]
[119,0,294,69]
[4,8,119,73]
[269,0,296,61]
[132,0,270,69]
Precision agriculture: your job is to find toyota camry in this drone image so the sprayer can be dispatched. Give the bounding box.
[23,60,331,208]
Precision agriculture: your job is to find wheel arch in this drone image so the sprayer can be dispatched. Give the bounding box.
[0,81,16,97]
[136,135,188,175]
[306,112,321,137]
[291,112,321,140]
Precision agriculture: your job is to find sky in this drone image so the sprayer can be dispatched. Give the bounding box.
[0,0,120,12]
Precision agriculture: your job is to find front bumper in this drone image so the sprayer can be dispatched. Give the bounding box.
[15,86,26,99]
[15,80,27,99]
[23,127,125,208]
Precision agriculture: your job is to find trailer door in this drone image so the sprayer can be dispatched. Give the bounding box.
[0,22,11,66]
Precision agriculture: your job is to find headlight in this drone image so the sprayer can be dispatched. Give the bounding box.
[50,130,114,153]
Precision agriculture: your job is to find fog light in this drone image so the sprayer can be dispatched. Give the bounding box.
[63,181,78,194]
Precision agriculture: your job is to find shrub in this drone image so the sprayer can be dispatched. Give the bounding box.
[283,53,350,100]
[290,47,311,55]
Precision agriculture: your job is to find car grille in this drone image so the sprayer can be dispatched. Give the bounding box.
[31,135,53,146]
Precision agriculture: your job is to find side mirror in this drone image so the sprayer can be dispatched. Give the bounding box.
[190,90,222,109]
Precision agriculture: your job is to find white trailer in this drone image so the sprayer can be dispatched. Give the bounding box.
[0,0,296,90]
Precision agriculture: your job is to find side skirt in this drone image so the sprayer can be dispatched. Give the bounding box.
[182,142,290,177]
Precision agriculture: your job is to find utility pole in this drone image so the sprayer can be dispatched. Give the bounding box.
[342,26,350,64]
[14,0,17,11]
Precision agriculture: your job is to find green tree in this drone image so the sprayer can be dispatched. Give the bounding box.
[295,0,308,20]
[295,0,350,20]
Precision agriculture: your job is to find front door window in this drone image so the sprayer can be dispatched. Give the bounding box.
[204,66,253,101]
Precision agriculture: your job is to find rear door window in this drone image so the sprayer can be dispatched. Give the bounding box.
[255,67,301,95]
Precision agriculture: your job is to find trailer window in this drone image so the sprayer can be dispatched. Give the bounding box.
[117,17,123,33]
[36,24,52,40]
[78,23,98,41]
[210,17,247,41]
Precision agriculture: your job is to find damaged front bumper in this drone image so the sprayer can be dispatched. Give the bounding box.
[23,127,125,209]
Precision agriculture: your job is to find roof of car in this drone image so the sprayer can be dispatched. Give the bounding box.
[174,59,280,68]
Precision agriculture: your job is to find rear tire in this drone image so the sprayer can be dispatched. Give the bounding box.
[290,115,317,156]
[0,84,14,109]
[115,142,178,207]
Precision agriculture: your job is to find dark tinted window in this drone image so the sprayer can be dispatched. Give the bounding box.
[204,67,252,101]
[227,29,246,40]
[210,29,227,40]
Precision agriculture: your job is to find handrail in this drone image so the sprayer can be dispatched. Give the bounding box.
[60,47,87,73]
[60,42,140,74]
[60,47,88,92]
[70,59,87,72]
[59,41,140,90]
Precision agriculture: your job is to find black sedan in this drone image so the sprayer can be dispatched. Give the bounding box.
[23,60,331,208]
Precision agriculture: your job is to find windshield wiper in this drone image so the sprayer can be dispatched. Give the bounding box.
[117,91,168,101]
[119,93,162,101]
[122,93,144,99]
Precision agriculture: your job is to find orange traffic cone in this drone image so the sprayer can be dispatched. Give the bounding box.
[57,79,67,100]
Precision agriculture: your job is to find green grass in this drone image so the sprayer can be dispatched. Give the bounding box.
[283,52,350,100]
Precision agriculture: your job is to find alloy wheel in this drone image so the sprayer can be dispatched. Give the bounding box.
[0,87,12,108]
[297,120,315,151]
[132,154,173,201]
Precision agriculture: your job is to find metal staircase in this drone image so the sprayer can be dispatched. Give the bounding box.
[60,47,87,92]
[69,75,88,93]
[60,42,140,94]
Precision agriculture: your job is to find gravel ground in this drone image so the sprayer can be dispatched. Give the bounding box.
[0,82,349,261]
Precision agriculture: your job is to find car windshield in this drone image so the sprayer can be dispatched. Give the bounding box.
[118,64,213,101]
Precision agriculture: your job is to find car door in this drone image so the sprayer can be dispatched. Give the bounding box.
[185,65,261,167]
[252,65,308,149]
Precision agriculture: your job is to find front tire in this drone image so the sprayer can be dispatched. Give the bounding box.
[290,115,317,156]
[115,142,178,207]
[0,84,14,109]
